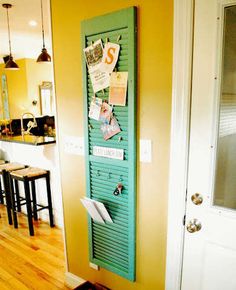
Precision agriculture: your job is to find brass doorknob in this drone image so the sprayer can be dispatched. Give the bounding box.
[191,193,203,205]
[186,219,202,233]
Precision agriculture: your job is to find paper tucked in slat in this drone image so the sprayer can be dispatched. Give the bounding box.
[87,198,113,223]
[81,198,105,224]
[81,197,113,223]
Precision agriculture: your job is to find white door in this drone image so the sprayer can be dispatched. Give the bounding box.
[182,1,236,290]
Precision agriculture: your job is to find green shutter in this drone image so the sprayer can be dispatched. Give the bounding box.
[81,7,137,281]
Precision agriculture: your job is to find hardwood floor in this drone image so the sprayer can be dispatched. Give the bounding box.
[0,204,70,290]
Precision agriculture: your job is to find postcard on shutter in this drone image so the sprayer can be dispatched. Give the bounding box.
[100,115,121,140]
[80,198,105,224]
[101,42,120,73]
[89,69,110,93]
[99,102,112,124]
[89,97,102,120]
[109,72,128,106]
[83,39,110,93]
[93,146,124,160]
[83,39,104,72]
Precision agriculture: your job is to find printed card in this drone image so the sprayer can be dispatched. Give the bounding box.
[89,97,102,120]
[83,39,103,72]
[99,102,113,125]
[83,39,110,93]
[109,72,128,106]
[101,42,120,73]
[89,69,110,93]
[100,115,121,140]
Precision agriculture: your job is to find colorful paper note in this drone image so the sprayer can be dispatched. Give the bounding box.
[84,39,103,71]
[109,72,128,106]
[99,102,112,124]
[100,115,121,140]
[101,42,120,73]
[89,97,102,120]
[83,39,110,93]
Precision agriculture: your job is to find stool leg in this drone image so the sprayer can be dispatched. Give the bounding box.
[2,171,12,225]
[9,177,18,229]
[31,180,38,221]
[0,177,4,204]
[14,180,21,212]
[24,179,34,236]
[45,173,54,227]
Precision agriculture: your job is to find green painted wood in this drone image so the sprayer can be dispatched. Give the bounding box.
[82,7,137,281]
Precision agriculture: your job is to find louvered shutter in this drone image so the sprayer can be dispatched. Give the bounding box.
[81,7,137,281]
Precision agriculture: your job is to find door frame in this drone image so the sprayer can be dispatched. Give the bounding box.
[165,0,194,289]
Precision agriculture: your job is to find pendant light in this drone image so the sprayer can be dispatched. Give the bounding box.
[2,3,19,70]
[37,0,51,62]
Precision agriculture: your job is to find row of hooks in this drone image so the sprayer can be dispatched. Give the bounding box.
[96,170,123,181]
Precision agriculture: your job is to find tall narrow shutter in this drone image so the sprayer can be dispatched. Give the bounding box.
[81,7,137,281]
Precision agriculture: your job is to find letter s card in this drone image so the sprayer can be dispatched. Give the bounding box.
[101,42,120,73]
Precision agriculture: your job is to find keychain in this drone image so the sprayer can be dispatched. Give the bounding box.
[113,183,123,196]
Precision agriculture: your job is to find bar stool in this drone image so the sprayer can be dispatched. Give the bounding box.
[0,159,8,204]
[0,162,26,225]
[10,167,54,236]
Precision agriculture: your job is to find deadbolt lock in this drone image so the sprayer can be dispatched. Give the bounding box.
[186,218,202,233]
[191,193,203,205]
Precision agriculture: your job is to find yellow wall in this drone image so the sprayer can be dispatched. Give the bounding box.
[0,58,53,119]
[25,59,53,116]
[51,1,173,289]
[0,59,27,119]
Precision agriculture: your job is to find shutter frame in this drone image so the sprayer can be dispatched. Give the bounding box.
[81,7,137,281]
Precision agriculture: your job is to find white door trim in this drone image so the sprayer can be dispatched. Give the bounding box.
[165,1,194,290]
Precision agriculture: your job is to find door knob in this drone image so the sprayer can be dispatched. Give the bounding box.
[186,218,202,233]
[191,193,203,205]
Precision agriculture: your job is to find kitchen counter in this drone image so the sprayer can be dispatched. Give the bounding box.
[0,135,62,226]
[0,135,56,145]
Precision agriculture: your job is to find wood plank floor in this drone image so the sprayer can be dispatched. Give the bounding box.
[0,204,70,290]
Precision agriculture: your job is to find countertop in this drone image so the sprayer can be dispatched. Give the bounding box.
[0,135,56,146]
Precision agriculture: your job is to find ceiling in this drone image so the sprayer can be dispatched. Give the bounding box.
[0,0,52,63]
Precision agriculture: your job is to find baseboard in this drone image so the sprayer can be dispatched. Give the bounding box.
[65,271,86,289]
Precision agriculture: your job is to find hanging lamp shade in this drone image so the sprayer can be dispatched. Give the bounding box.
[2,4,19,70]
[5,54,19,70]
[37,0,51,62]
[37,48,51,62]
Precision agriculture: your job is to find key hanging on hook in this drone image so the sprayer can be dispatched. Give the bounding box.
[113,183,123,196]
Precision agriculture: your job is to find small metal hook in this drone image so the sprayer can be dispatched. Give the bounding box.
[96,170,100,177]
